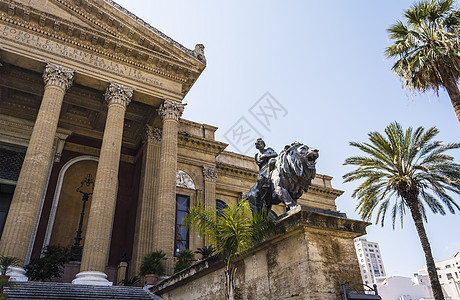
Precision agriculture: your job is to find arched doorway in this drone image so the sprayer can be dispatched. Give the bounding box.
[48,158,98,254]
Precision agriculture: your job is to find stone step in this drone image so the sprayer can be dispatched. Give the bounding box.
[5,282,162,299]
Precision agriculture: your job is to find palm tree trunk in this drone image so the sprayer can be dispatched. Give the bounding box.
[443,77,460,124]
[225,267,236,300]
[407,201,444,300]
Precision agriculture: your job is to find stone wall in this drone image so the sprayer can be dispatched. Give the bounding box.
[152,207,369,300]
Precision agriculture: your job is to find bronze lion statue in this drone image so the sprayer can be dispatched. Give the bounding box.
[247,141,319,214]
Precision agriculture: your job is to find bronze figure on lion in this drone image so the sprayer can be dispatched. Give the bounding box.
[247,138,319,215]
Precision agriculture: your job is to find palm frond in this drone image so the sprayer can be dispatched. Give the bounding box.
[344,121,460,228]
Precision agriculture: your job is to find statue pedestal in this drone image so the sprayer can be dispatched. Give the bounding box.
[152,207,370,299]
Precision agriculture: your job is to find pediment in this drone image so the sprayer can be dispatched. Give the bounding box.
[1,0,206,94]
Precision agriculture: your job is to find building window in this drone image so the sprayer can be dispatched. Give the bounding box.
[175,194,190,256]
[216,200,227,215]
[0,183,15,238]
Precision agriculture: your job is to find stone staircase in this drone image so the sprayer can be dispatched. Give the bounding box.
[5,282,162,299]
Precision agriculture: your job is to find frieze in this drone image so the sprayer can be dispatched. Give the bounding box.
[0,24,167,88]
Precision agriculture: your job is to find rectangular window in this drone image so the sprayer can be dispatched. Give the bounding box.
[0,183,15,238]
[174,194,190,256]
[369,249,374,252]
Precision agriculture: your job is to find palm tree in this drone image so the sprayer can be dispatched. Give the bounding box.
[385,0,460,123]
[343,122,460,300]
[183,199,284,300]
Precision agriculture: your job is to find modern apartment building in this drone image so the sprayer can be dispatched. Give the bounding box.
[416,251,460,299]
[354,237,386,285]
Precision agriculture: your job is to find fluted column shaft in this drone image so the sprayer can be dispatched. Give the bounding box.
[130,126,162,276]
[153,100,185,273]
[79,83,132,275]
[0,63,74,260]
[202,166,217,248]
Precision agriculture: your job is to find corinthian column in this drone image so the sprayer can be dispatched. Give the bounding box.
[153,99,185,273]
[130,126,162,276]
[0,63,74,281]
[73,82,133,286]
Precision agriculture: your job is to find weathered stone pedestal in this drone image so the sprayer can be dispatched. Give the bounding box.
[151,207,369,300]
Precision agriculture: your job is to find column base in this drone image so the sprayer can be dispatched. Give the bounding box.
[72,271,113,286]
[6,267,28,281]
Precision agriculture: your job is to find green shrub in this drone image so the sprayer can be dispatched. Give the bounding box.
[25,245,70,281]
[119,275,140,286]
[0,256,22,275]
[194,245,214,258]
[173,249,195,274]
[139,251,166,276]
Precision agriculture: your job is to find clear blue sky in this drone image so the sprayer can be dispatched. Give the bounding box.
[115,0,460,277]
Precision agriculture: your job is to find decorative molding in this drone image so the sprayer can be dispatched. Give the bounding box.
[142,125,161,144]
[157,99,185,121]
[104,82,133,107]
[102,0,206,64]
[42,63,74,91]
[178,133,227,157]
[176,169,195,189]
[202,166,217,182]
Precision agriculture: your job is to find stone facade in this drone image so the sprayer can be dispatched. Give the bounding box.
[152,208,369,300]
[0,0,350,287]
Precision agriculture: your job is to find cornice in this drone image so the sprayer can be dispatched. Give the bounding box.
[308,185,344,197]
[216,162,258,180]
[178,133,227,157]
[0,0,203,94]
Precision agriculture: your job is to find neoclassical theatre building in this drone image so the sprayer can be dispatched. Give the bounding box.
[0,0,343,285]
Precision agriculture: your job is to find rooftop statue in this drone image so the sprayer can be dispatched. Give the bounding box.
[247,139,319,214]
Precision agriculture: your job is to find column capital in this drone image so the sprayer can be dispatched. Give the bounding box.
[42,63,74,90]
[157,99,186,121]
[104,82,133,107]
[142,125,162,144]
[202,166,217,182]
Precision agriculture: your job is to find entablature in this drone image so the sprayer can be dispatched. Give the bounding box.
[0,0,205,97]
